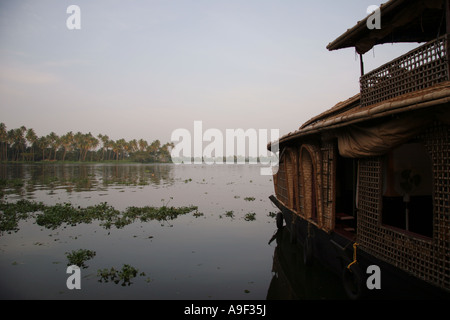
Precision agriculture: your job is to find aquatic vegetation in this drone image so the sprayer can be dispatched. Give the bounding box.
[244,212,256,221]
[193,211,204,218]
[0,178,25,189]
[0,199,46,234]
[267,211,277,218]
[35,202,121,230]
[225,211,234,218]
[122,205,199,227]
[0,199,199,233]
[65,249,96,268]
[97,264,146,286]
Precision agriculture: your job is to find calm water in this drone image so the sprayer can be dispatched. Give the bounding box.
[0,163,346,300]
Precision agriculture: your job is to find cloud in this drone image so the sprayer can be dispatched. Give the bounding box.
[42,59,91,68]
[0,64,60,85]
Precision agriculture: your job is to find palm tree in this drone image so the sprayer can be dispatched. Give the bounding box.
[18,126,27,161]
[73,132,99,161]
[116,138,127,160]
[9,127,26,161]
[98,134,108,161]
[37,136,50,161]
[107,139,115,160]
[159,142,174,162]
[7,129,15,161]
[0,123,7,161]
[111,140,120,160]
[0,123,174,163]
[60,131,74,161]
[129,139,138,154]
[47,132,60,161]
[138,138,148,152]
[87,133,99,161]
[73,132,84,161]
[26,128,38,161]
[148,140,161,162]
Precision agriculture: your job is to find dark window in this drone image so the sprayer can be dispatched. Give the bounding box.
[382,142,433,238]
[335,154,357,238]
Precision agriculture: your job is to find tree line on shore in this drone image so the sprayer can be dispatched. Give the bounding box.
[0,123,174,163]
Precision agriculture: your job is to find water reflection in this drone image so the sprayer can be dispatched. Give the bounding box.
[266,227,347,300]
[0,163,175,196]
[0,163,350,299]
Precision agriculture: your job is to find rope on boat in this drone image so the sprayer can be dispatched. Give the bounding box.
[347,242,359,270]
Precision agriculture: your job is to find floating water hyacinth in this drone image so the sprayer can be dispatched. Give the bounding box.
[0,199,46,233]
[0,199,199,233]
[65,249,96,269]
[97,264,146,286]
[244,212,256,221]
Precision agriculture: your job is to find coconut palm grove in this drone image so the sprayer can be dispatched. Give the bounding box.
[0,123,173,163]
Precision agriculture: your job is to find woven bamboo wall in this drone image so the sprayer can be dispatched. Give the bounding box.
[360,35,449,107]
[275,142,335,232]
[357,122,450,291]
[285,148,298,211]
[275,154,288,206]
[298,144,326,228]
[321,142,335,232]
[299,146,314,220]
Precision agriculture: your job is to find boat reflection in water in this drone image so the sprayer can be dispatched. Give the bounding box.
[266,227,348,300]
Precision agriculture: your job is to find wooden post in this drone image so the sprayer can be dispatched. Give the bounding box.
[446,0,450,79]
[359,53,365,76]
[446,0,450,34]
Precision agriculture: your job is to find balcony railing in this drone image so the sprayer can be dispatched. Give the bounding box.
[360,35,449,107]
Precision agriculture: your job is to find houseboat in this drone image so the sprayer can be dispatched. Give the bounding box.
[269,0,450,299]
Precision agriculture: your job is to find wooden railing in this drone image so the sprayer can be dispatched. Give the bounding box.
[360,35,449,107]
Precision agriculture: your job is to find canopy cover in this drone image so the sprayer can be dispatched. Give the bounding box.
[336,106,450,157]
[327,0,446,54]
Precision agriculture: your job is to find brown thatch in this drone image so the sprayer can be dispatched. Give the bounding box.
[273,81,450,150]
[326,0,446,54]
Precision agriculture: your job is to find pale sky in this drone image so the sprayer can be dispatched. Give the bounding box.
[0,0,421,144]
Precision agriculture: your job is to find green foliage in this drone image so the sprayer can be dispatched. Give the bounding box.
[97,264,146,286]
[0,199,198,232]
[65,249,96,268]
[225,210,234,218]
[0,122,173,163]
[0,199,46,234]
[267,211,277,218]
[244,212,256,221]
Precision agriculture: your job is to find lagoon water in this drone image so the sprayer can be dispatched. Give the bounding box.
[0,163,346,300]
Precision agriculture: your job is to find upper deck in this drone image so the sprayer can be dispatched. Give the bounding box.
[328,0,449,108]
[360,35,448,107]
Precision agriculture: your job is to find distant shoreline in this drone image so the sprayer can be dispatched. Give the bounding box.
[0,159,271,165]
[0,160,172,165]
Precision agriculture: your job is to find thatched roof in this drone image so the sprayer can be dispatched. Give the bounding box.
[327,0,446,54]
[268,0,450,151]
[272,81,450,148]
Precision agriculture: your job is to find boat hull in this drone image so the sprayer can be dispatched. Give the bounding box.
[270,195,450,299]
